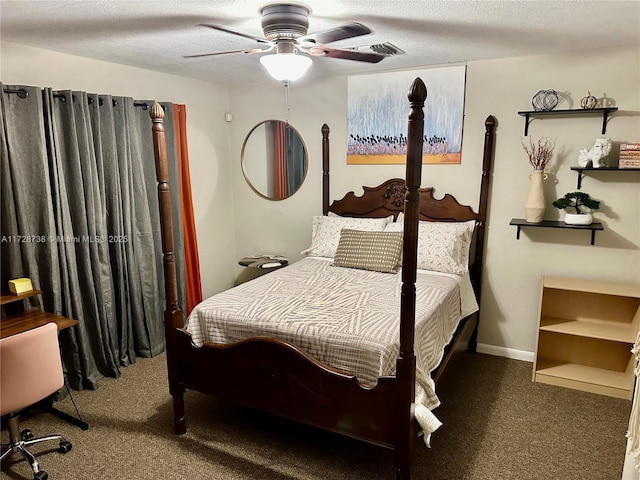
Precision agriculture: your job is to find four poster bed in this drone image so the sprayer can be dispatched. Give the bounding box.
[149,78,496,480]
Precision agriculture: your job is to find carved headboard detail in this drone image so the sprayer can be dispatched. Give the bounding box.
[383,181,405,209]
[328,178,478,223]
[328,179,407,219]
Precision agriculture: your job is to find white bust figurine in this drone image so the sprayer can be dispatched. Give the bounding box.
[577,137,612,168]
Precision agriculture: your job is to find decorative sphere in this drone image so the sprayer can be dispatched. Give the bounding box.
[580,91,597,109]
[532,89,558,111]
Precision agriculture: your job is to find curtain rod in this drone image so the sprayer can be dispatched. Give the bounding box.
[53,93,150,109]
[3,88,28,98]
[3,88,152,109]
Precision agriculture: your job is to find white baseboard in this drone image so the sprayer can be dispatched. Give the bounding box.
[476,343,535,363]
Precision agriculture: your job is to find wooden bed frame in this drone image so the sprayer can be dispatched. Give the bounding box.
[149,78,496,480]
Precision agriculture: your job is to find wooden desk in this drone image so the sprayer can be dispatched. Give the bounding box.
[1,310,79,339]
[1,290,79,338]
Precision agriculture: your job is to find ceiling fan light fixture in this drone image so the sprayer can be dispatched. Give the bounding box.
[260,53,312,82]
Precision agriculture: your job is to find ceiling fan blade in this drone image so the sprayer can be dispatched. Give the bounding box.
[197,23,272,45]
[308,46,385,63]
[299,22,371,45]
[183,47,270,59]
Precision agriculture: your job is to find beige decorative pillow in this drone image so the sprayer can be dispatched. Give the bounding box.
[333,229,403,273]
[384,220,475,274]
[301,215,393,258]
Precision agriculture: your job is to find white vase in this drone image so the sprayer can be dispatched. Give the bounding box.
[524,170,547,223]
[564,213,593,225]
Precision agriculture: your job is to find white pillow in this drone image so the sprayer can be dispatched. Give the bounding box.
[384,220,475,274]
[301,215,393,258]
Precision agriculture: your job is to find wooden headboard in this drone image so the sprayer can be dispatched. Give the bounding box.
[319,116,497,309]
[326,179,478,222]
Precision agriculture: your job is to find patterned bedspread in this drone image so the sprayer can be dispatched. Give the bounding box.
[186,257,463,417]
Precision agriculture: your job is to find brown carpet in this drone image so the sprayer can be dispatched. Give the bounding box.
[1,351,631,479]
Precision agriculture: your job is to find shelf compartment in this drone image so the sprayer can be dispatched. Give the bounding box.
[517,107,618,136]
[537,331,632,372]
[540,316,637,343]
[534,358,633,400]
[542,276,640,298]
[541,285,640,331]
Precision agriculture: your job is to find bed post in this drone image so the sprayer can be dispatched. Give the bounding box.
[322,124,330,216]
[468,115,496,352]
[395,78,427,480]
[150,102,186,435]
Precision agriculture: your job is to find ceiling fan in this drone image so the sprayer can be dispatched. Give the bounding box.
[184,3,404,81]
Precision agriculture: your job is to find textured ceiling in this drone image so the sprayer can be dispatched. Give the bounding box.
[1,1,639,85]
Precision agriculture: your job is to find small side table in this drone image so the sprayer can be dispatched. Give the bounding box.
[235,255,289,286]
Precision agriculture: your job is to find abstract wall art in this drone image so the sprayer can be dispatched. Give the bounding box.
[347,65,466,165]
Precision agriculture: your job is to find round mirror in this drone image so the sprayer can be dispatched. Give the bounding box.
[241,120,308,200]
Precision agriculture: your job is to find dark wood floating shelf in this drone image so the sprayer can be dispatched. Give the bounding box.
[517,107,618,136]
[569,166,640,189]
[509,218,604,245]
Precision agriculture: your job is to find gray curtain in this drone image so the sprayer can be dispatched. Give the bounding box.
[0,84,186,390]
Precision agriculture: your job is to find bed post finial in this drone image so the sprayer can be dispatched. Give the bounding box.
[150,101,164,121]
[485,114,496,129]
[150,101,187,435]
[408,77,427,105]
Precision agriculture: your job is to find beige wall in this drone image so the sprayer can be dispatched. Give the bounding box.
[466,46,639,353]
[229,45,640,354]
[0,41,236,297]
[2,41,638,354]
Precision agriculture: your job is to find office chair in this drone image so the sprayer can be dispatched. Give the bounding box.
[1,322,72,480]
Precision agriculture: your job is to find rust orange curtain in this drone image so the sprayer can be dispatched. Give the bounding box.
[173,104,202,314]
[273,121,287,200]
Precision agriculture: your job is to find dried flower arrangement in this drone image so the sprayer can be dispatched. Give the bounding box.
[521,137,556,171]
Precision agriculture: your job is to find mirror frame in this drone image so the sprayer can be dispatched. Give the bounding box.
[241,119,309,201]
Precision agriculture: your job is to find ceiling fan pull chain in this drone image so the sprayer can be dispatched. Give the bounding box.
[284,80,291,124]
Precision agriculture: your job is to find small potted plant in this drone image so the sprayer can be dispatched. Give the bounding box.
[552,191,601,225]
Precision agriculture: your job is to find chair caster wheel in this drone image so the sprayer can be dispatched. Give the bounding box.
[21,429,34,441]
[58,441,72,454]
[34,471,48,480]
